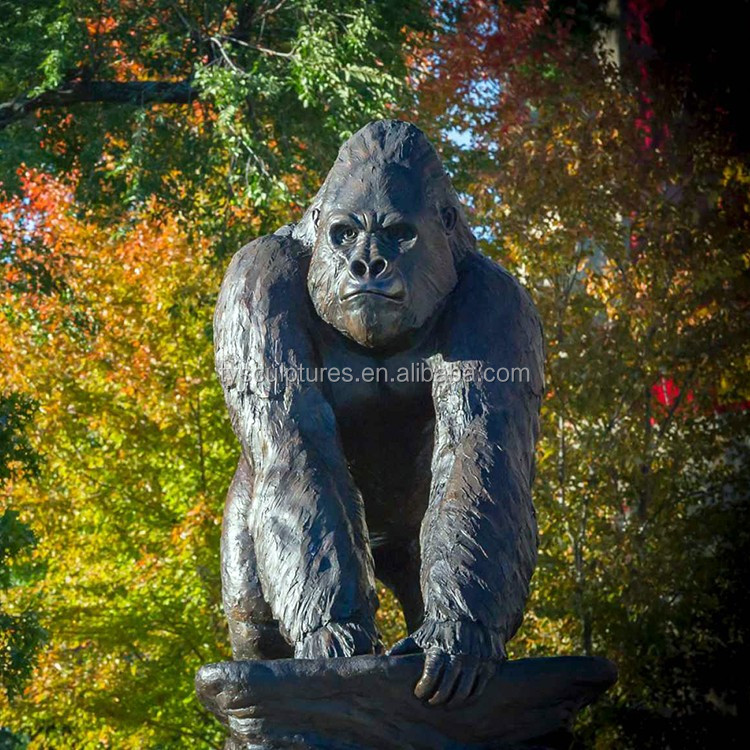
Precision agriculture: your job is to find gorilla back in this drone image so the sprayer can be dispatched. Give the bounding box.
[213,120,544,707]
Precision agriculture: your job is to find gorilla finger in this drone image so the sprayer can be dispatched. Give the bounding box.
[445,662,480,708]
[329,639,347,658]
[319,631,338,657]
[414,649,447,701]
[428,658,464,706]
[468,663,493,701]
[388,636,420,656]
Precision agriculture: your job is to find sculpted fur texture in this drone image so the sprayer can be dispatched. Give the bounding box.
[213,120,545,706]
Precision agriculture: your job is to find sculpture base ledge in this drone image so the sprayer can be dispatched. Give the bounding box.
[196,654,617,750]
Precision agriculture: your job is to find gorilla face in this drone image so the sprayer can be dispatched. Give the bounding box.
[307,165,458,349]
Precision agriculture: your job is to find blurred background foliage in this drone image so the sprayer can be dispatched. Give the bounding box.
[0,1,748,747]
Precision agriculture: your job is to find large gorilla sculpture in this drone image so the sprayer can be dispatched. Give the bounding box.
[214,120,544,707]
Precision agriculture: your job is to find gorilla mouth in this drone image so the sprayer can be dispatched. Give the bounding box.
[341,288,405,302]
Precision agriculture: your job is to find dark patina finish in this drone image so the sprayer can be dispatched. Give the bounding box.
[199,121,612,748]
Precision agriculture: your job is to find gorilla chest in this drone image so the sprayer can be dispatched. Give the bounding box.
[320,350,435,533]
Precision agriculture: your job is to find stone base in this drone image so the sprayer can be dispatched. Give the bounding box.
[195,654,617,750]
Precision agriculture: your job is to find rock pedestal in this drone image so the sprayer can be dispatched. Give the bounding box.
[196,654,617,750]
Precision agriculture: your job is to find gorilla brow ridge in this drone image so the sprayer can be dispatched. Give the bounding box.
[293,120,476,260]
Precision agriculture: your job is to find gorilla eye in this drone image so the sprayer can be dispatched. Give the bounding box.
[331,224,358,245]
[384,223,417,247]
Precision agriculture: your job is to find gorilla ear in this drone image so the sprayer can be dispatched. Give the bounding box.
[441,206,458,234]
[312,208,320,228]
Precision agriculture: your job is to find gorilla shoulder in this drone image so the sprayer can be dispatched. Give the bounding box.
[220,227,309,304]
[440,251,544,391]
[213,227,313,397]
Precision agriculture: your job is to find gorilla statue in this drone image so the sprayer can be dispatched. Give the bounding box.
[214,120,544,708]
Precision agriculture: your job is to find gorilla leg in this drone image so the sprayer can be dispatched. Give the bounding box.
[221,456,293,660]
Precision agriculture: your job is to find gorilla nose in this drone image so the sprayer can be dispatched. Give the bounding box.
[349,256,389,281]
[340,255,405,303]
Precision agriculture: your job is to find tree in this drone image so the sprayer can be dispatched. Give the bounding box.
[1,394,46,706]
[3,1,747,746]
[414,1,750,746]
[0,3,429,745]
[0,170,231,746]
[0,0,428,254]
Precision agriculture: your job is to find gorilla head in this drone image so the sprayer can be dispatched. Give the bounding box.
[296,121,475,348]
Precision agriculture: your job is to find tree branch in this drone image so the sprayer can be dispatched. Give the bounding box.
[0,79,199,130]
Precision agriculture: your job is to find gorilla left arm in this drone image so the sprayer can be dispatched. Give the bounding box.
[391,254,544,706]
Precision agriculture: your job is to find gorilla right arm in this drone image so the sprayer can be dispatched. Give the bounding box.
[214,233,379,657]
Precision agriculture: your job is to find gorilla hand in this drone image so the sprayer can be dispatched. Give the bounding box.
[388,619,503,707]
[295,621,382,659]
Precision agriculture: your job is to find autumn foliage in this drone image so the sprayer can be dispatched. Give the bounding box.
[0,169,231,745]
[1,1,749,748]
[415,2,750,745]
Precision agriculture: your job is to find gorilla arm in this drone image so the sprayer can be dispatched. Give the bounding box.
[391,255,544,706]
[214,234,380,657]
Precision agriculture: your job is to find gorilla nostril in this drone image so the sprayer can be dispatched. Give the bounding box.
[370,258,388,278]
[350,258,368,279]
